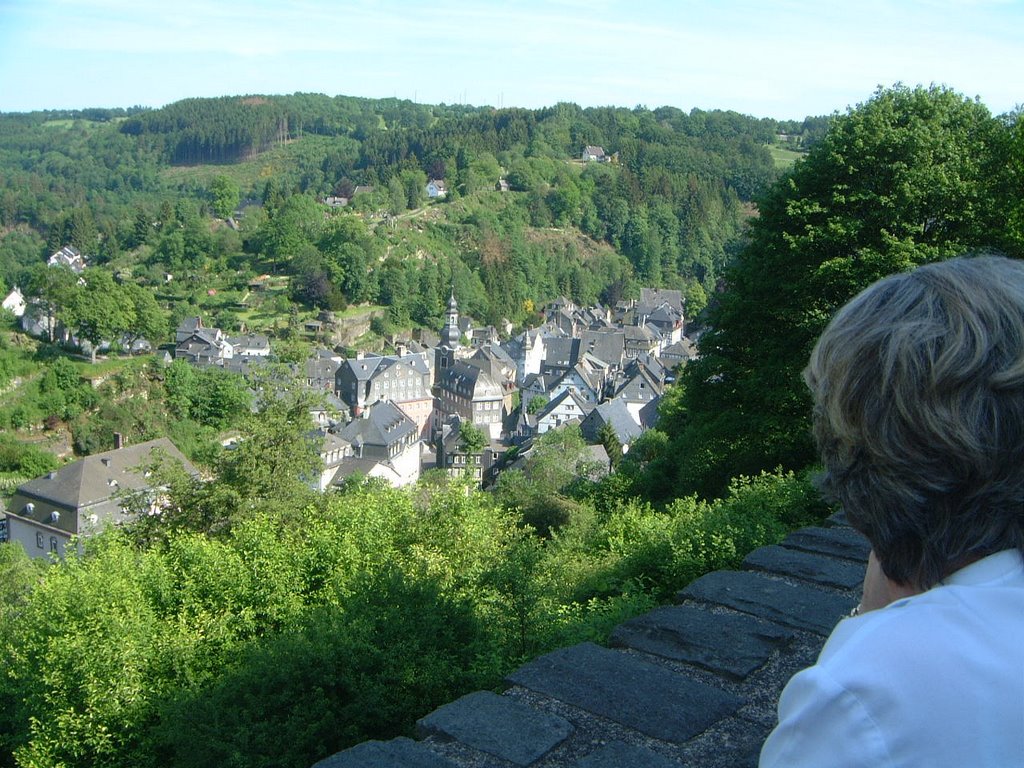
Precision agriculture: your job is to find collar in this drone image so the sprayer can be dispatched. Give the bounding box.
[940,549,1024,588]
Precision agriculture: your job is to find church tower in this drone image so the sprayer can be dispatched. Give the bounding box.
[441,290,460,349]
[435,289,461,384]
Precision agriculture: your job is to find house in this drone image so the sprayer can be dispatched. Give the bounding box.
[540,337,582,377]
[175,326,234,366]
[504,327,547,384]
[496,178,510,192]
[227,333,271,358]
[176,316,205,344]
[426,179,448,199]
[582,145,606,162]
[352,185,374,198]
[332,401,421,487]
[469,325,500,347]
[622,324,661,360]
[2,287,26,318]
[308,392,347,429]
[324,196,349,208]
[305,348,343,392]
[535,389,593,435]
[435,360,506,440]
[579,328,625,369]
[510,409,538,445]
[639,288,685,315]
[579,398,644,446]
[520,371,561,413]
[1,438,197,559]
[660,336,699,370]
[548,359,604,404]
[611,365,663,421]
[48,245,88,274]
[435,416,499,486]
[221,355,269,376]
[315,430,351,491]
[335,352,433,437]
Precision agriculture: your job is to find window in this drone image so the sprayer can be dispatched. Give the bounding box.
[36,532,44,549]
[50,537,58,553]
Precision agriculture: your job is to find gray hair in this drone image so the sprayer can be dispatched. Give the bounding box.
[805,255,1024,589]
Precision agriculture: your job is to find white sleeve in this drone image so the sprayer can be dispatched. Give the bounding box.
[759,664,893,768]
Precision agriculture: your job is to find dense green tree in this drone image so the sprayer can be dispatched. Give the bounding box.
[457,421,487,453]
[668,85,1016,499]
[68,269,131,362]
[209,175,241,220]
[25,264,78,342]
[121,282,168,347]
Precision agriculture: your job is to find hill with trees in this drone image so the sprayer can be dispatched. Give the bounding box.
[1,84,1020,768]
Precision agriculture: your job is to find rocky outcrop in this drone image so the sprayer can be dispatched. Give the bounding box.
[314,516,867,768]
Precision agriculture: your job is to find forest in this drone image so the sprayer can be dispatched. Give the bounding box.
[0,85,1021,767]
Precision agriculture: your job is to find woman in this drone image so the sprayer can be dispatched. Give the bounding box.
[760,255,1024,767]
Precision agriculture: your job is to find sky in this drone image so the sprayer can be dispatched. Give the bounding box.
[0,0,1020,120]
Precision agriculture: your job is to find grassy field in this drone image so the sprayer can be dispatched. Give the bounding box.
[768,144,806,170]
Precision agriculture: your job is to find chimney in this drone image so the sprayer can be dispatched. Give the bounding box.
[113,432,124,450]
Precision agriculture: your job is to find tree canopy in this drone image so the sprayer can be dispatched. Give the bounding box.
[659,85,1021,499]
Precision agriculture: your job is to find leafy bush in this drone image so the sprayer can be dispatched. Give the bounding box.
[0,436,58,478]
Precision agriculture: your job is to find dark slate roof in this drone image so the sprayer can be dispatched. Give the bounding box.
[441,360,503,399]
[339,355,386,383]
[227,353,273,374]
[338,400,417,449]
[522,372,561,395]
[638,395,662,429]
[228,333,271,354]
[630,352,667,383]
[465,345,515,382]
[16,438,196,512]
[176,315,203,341]
[614,366,664,401]
[580,329,625,368]
[662,337,698,362]
[306,352,342,382]
[640,287,684,313]
[580,398,643,444]
[542,338,582,370]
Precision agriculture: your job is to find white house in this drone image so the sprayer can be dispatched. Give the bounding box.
[426,179,448,199]
[2,287,26,318]
[48,245,88,274]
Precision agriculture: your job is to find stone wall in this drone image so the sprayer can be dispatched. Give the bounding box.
[314,515,867,768]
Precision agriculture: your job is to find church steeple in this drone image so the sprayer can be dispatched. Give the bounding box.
[442,289,460,349]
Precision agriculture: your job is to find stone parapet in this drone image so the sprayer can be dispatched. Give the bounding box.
[313,522,867,768]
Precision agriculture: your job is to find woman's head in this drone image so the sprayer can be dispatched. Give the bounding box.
[806,255,1024,589]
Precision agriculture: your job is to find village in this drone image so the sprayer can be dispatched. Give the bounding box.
[1,249,698,558]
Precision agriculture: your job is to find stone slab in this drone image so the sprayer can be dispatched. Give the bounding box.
[574,741,682,768]
[781,526,870,563]
[312,737,458,768]
[743,544,865,589]
[505,642,743,744]
[609,604,792,680]
[678,570,856,636]
[416,690,573,766]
